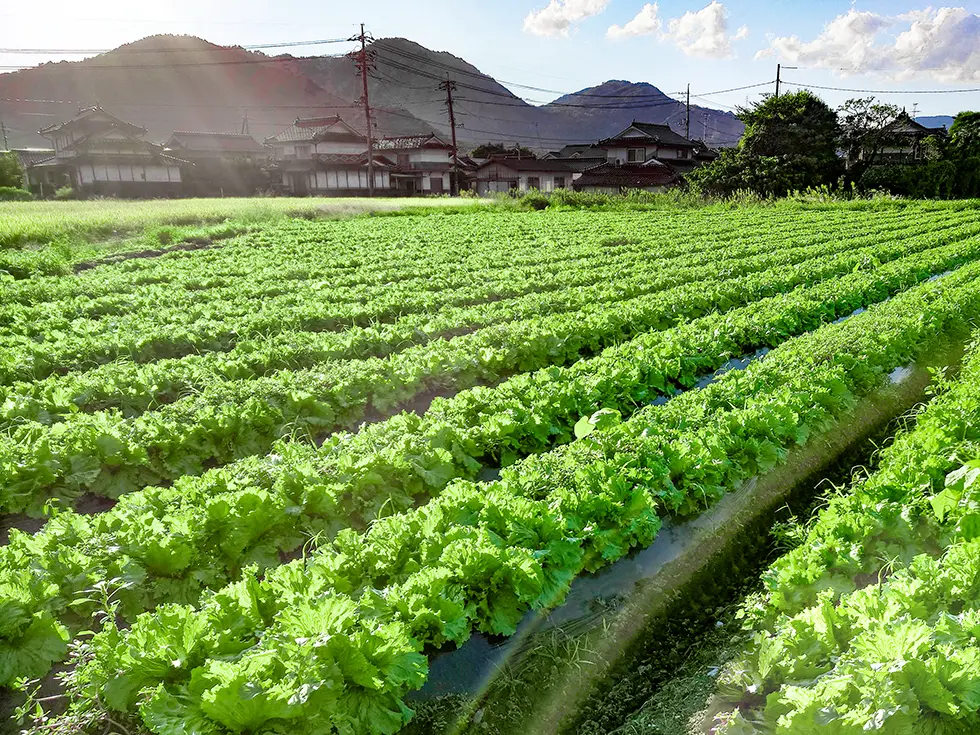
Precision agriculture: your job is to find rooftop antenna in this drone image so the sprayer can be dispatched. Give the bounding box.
[241,111,249,136]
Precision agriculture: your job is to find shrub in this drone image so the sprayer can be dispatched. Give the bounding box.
[0,186,32,201]
[53,186,77,201]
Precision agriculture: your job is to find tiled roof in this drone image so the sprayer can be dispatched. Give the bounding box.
[600,121,697,148]
[167,131,267,153]
[375,133,452,151]
[574,160,681,189]
[476,158,574,173]
[266,117,364,144]
[39,106,146,137]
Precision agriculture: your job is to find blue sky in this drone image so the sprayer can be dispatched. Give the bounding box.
[3,0,980,116]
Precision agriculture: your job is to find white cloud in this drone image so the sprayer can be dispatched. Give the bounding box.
[605,1,748,59]
[523,0,610,37]
[606,3,662,40]
[761,6,980,82]
[668,1,740,58]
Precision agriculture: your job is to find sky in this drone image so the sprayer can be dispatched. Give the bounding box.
[3,0,980,117]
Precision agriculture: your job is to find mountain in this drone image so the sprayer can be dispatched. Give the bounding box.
[0,34,743,152]
[0,35,433,148]
[293,38,744,149]
[916,115,956,130]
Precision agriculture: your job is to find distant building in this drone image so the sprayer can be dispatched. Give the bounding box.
[4,148,54,189]
[375,133,456,195]
[31,107,184,197]
[595,121,707,172]
[29,108,183,196]
[265,116,392,195]
[573,159,682,194]
[540,120,716,193]
[472,158,573,194]
[164,131,268,196]
[856,111,948,166]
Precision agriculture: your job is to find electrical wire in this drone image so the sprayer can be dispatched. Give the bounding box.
[783,80,980,95]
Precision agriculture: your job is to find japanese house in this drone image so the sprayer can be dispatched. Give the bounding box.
[573,159,682,194]
[375,133,457,195]
[32,107,184,197]
[472,158,573,194]
[164,131,268,196]
[265,116,391,195]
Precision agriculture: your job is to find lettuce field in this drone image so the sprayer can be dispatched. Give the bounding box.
[4,200,980,735]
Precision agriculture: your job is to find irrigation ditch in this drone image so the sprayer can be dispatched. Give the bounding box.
[404,335,968,735]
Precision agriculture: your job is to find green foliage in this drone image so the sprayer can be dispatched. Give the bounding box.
[859,160,959,199]
[0,186,32,201]
[690,91,842,197]
[0,151,25,189]
[468,142,535,158]
[53,186,76,200]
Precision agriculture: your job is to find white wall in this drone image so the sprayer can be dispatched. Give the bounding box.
[309,169,388,190]
[78,163,179,184]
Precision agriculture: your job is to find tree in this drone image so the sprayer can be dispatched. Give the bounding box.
[837,97,901,183]
[948,111,980,197]
[0,152,25,189]
[469,143,535,159]
[689,90,842,197]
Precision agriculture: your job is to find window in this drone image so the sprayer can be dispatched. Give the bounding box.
[397,153,410,169]
[527,176,541,190]
[627,148,646,162]
[295,145,311,158]
[678,149,690,159]
[430,176,444,193]
[554,176,566,189]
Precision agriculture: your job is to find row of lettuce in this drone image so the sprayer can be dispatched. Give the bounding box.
[4,221,980,516]
[14,250,980,735]
[0,207,918,388]
[0,206,849,364]
[713,295,980,732]
[4,236,974,669]
[0,209,908,420]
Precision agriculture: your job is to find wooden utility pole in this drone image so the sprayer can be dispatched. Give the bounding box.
[439,74,459,195]
[349,24,376,196]
[685,83,691,140]
[0,118,8,150]
[775,63,797,98]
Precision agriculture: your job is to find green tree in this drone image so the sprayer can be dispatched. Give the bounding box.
[0,152,25,189]
[948,112,980,197]
[689,90,842,197]
[837,97,901,184]
[469,143,535,159]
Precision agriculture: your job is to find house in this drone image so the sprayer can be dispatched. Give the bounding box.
[542,145,607,173]
[4,148,54,190]
[265,116,391,195]
[595,121,700,169]
[31,107,183,197]
[472,158,574,194]
[573,159,682,194]
[375,133,456,195]
[858,111,948,166]
[164,131,268,196]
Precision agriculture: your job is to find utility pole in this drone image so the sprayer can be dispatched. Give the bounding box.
[241,112,249,136]
[685,83,691,140]
[349,24,376,196]
[0,119,7,150]
[775,63,797,98]
[439,73,459,196]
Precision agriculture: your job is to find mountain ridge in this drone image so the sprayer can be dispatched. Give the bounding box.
[1,33,743,151]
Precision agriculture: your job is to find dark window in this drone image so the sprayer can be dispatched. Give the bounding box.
[397,153,410,168]
[627,148,645,162]
[554,176,566,189]
[527,176,541,190]
[430,176,444,193]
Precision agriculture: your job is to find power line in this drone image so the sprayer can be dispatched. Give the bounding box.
[783,80,980,95]
[0,96,360,110]
[0,53,348,71]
